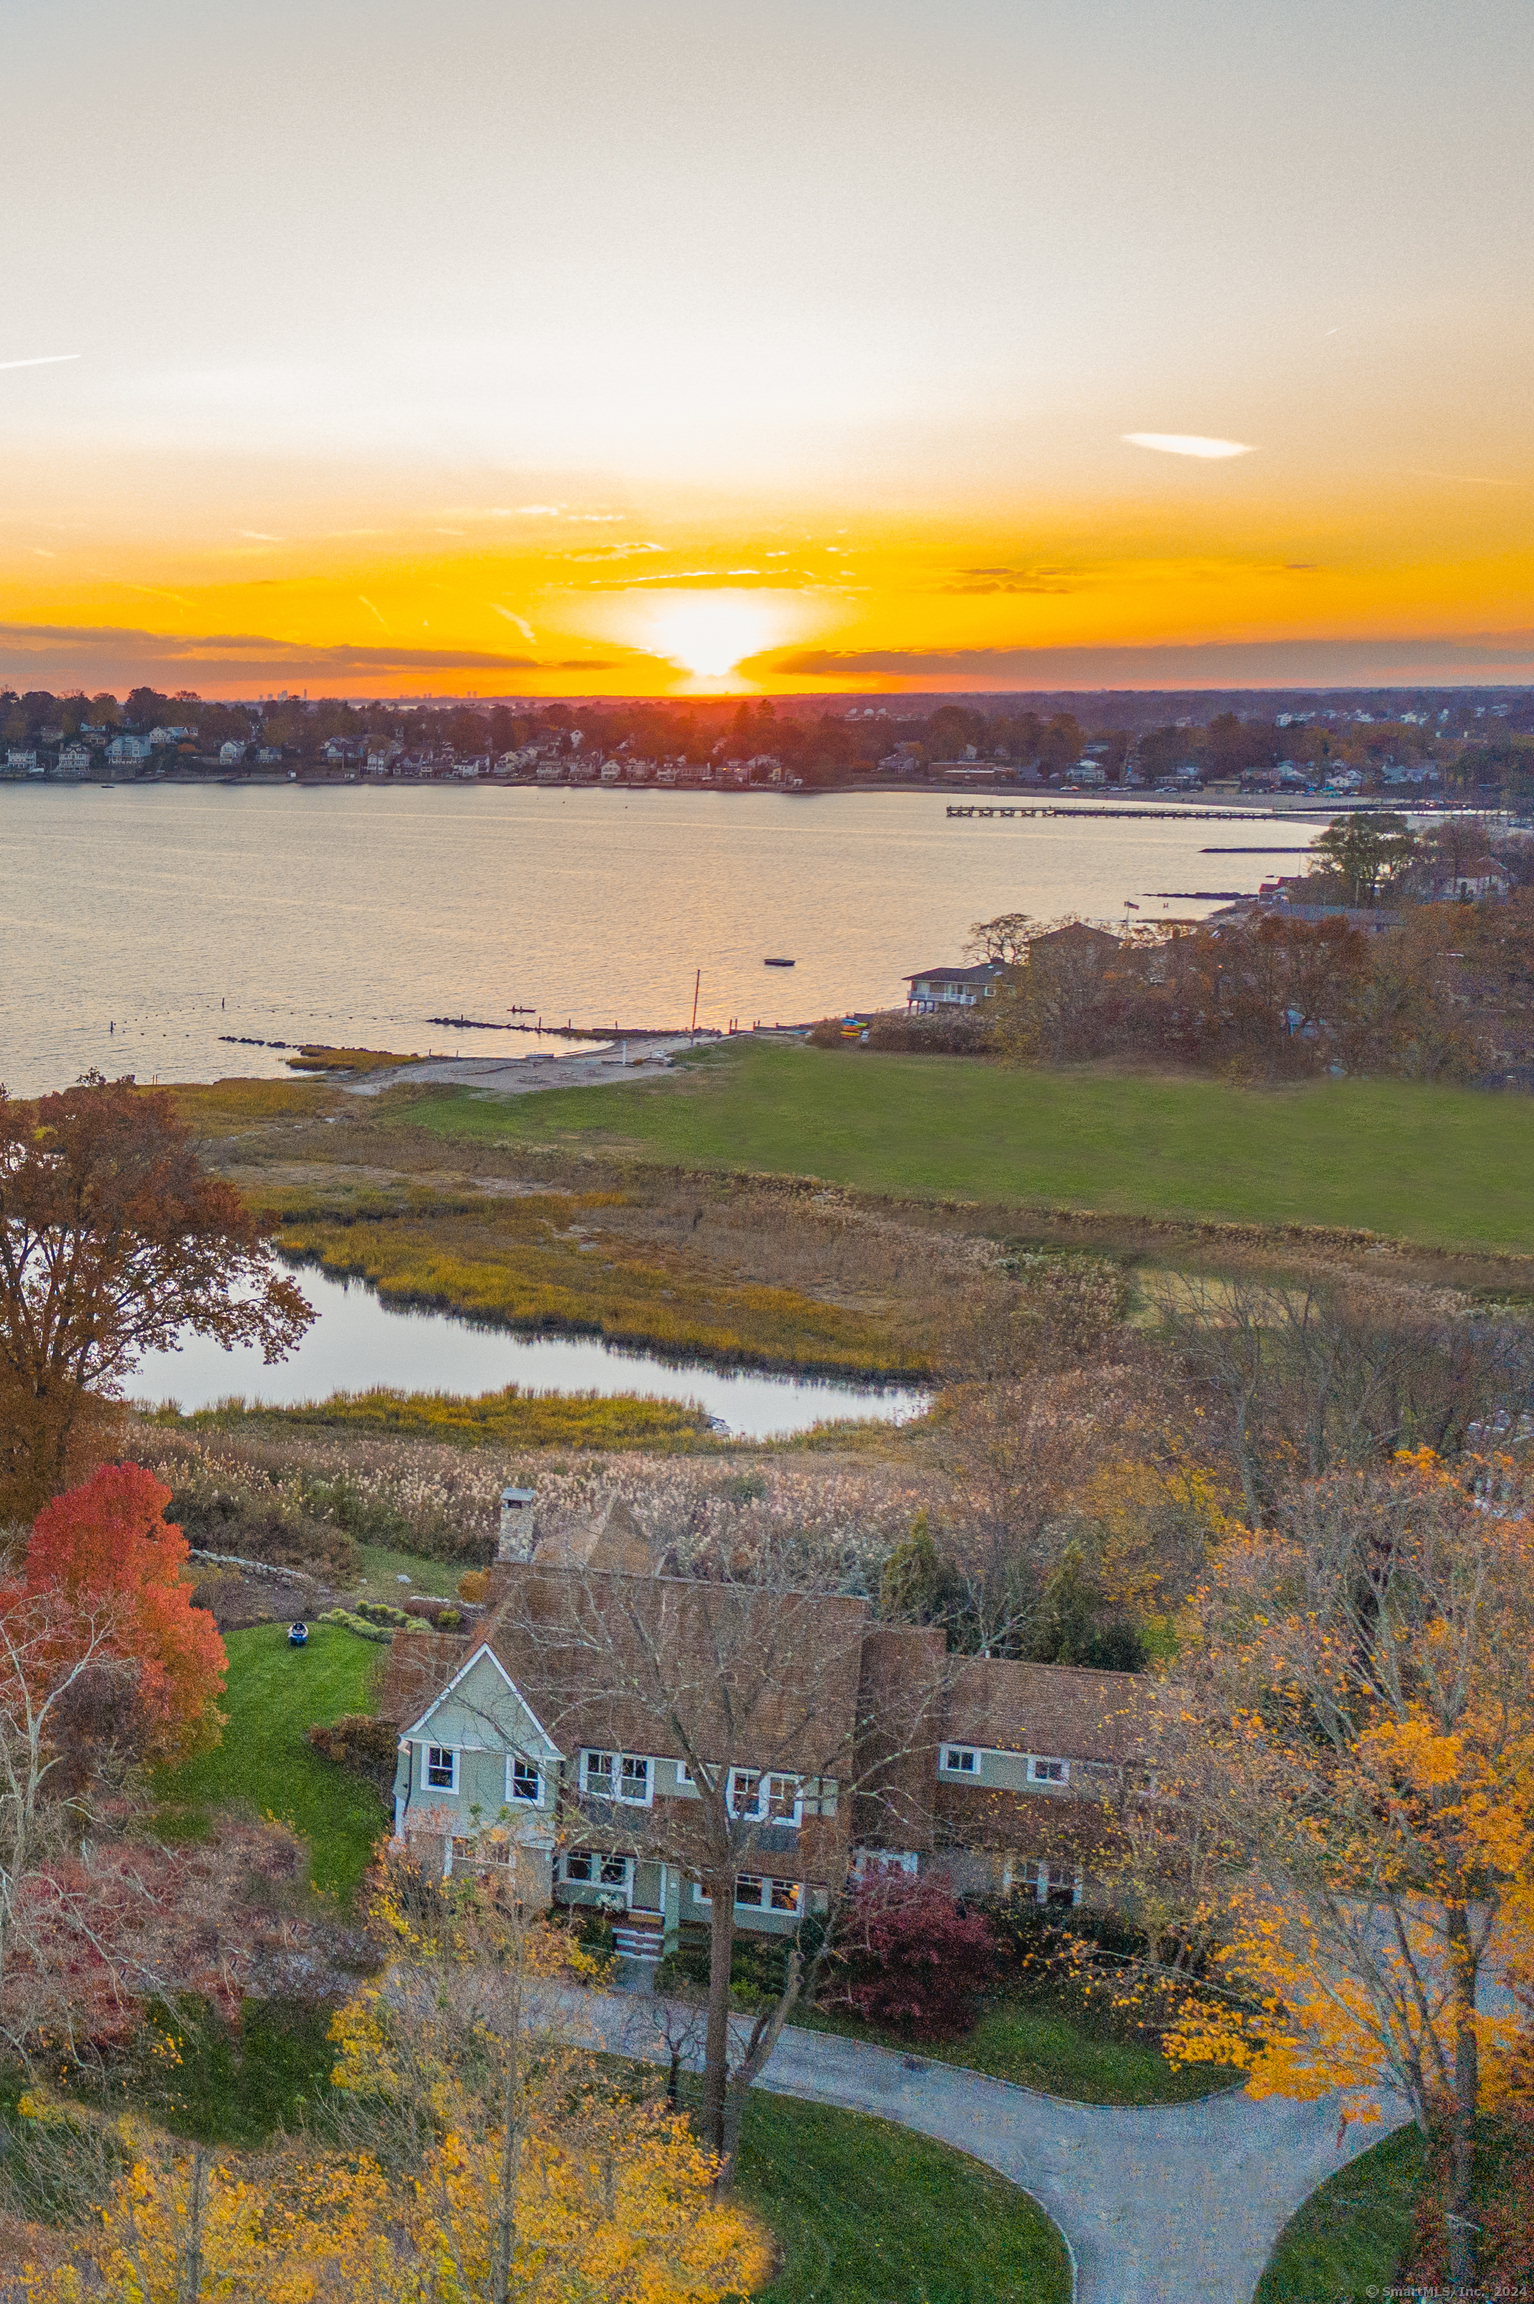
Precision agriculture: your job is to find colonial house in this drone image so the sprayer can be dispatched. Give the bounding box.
[380,1493,1160,1962]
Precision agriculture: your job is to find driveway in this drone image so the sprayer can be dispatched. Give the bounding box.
[555,1987,1401,2304]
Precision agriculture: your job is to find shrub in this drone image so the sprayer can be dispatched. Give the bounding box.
[457,1569,490,1604]
[402,1596,464,1628]
[827,1874,998,2040]
[305,1713,402,1794]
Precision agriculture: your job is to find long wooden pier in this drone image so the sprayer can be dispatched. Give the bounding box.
[944,802,1279,822]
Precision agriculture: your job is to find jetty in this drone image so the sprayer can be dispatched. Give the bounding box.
[944,803,1276,822]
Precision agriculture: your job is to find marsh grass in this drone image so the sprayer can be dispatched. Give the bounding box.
[267,1188,926,1374]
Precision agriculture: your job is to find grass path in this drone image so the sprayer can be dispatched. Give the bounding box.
[152,1622,387,1902]
[396,1042,1534,1252]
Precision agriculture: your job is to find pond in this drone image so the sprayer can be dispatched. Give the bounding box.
[128,1268,930,1440]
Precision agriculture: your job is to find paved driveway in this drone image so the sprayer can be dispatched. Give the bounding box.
[557,1987,1402,2304]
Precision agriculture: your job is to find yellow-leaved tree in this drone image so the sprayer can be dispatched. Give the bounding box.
[1133,1452,1534,2288]
[325,1847,771,2304]
[19,1851,769,2304]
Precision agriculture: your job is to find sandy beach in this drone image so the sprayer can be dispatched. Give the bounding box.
[339,1032,711,1099]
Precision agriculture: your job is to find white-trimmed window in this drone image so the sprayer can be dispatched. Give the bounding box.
[1027,1757,1069,1786]
[425,1745,458,1792]
[939,1745,979,1776]
[853,1847,919,1879]
[580,1750,653,1806]
[562,1851,632,1891]
[728,1768,802,1823]
[620,1754,651,1805]
[508,1756,541,1805]
[769,1878,803,1913]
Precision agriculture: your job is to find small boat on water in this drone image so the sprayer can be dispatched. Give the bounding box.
[763,956,795,968]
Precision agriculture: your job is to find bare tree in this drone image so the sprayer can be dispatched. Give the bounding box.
[0,1586,147,2068]
[1151,1273,1534,1521]
[493,1546,946,2173]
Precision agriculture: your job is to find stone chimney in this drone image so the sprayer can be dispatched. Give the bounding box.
[497,1485,537,1562]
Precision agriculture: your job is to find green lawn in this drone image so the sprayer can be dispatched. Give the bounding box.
[799,1994,1236,2108]
[152,1622,388,1902]
[738,2090,1071,2303]
[1255,2125,1426,2300]
[394,1042,1534,1252]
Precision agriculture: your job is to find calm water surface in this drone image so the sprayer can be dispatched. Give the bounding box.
[128,1268,928,1440]
[0,785,1319,1094]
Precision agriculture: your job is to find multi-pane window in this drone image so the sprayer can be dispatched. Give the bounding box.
[509,1757,541,1804]
[730,1875,803,1912]
[727,1769,801,1822]
[581,1751,652,1805]
[1027,1757,1069,1785]
[939,1746,978,1776]
[620,1755,651,1804]
[562,1851,631,1890]
[425,1745,458,1791]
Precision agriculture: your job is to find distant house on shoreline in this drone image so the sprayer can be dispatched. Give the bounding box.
[904,961,1007,1012]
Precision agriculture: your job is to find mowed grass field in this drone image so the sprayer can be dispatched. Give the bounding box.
[394,1041,1534,1253]
[153,1622,387,1902]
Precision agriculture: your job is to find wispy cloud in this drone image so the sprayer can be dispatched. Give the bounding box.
[357,594,389,631]
[750,632,1534,685]
[1407,468,1522,489]
[491,605,536,642]
[237,529,284,541]
[0,353,80,373]
[0,619,644,687]
[944,566,1085,595]
[1123,433,1255,459]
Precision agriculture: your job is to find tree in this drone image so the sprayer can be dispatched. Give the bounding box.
[826,1870,997,2037]
[0,1077,311,1519]
[324,1854,768,2304]
[1311,812,1416,904]
[0,1582,139,2066]
[1143,1455,1534,2288]
[966,912,1032,965]
[493,1548,942,2172]
[26,1466,226,1761]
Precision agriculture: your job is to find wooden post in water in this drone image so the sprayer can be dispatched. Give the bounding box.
[690,968,700,1041]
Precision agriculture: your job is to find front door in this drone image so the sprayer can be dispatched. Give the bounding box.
[633,1858,663,1913]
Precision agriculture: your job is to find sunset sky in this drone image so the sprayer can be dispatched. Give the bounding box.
[3,0,1531,697]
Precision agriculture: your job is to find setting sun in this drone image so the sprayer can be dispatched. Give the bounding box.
[642,591,796,683]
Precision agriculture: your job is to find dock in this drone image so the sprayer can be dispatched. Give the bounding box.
[945,803,1277,822]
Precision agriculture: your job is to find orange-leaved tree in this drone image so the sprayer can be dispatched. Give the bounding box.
[26,1464,227,1761]
[0,1075,312,1521]
[1143,1451,1534,2287]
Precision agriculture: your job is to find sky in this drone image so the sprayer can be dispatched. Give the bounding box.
[2,0,1532,698]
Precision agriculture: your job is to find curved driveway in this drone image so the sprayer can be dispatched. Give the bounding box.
[559,1986,1401,2304]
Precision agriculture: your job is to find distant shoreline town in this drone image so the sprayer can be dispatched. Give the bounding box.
[3,683,1533,808]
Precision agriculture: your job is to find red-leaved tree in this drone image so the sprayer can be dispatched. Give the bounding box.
[828,1872,998,2040]
[26,1465,226,1761]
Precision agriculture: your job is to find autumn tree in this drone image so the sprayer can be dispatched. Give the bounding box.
[965,911,1032,965]
[26,1465,226,1761]
[325,1853,768,2303]
[1139,1454,1534,2288]
[0,1076,311,1519]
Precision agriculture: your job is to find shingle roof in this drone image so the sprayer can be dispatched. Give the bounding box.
[483,1563,871,1778]
[942,1656,1162,1765]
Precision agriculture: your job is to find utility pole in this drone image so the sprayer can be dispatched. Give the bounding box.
[691,969,700,1041]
